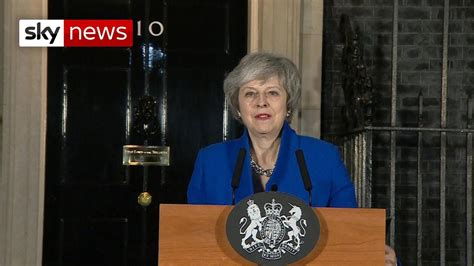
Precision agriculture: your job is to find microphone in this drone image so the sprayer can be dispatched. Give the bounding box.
[231,148,246,205]
[295,149,313,206]
[270,184,278,192]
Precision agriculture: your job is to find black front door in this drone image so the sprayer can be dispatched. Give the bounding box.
[43,1,246,265]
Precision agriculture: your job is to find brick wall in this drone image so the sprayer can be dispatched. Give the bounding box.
[322,1,473,265]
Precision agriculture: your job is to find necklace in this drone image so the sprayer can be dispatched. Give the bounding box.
[250,158,275,177]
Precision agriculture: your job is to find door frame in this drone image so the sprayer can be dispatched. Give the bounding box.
[0,0,48,265]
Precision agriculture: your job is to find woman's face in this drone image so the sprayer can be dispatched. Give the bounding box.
[238,75,288,138]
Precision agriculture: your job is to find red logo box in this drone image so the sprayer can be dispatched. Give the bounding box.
[64,20,133,47]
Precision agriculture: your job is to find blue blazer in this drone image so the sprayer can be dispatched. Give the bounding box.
[187,122,357,207]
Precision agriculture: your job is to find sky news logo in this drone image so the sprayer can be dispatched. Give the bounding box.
[19,20,164,47]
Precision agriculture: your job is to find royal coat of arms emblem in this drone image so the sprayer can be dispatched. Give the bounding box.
[226,192,319,265]
[239,198,307,259]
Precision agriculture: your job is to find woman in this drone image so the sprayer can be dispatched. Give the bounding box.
[187,52,398,265]
[188,52,356,206]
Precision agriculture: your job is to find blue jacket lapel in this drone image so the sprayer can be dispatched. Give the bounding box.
[231,128,253,203]
[266,122,298,190]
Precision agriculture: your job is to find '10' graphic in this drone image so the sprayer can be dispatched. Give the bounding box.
[19,19,164,47]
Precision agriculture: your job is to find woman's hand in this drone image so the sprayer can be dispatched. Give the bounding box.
[385,245,397,266]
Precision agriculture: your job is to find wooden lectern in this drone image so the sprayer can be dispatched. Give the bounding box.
[159,204,385,265]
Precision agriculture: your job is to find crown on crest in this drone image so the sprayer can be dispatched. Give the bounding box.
[264,199,282,217]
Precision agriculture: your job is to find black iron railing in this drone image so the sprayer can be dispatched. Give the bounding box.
[332,3,473,265]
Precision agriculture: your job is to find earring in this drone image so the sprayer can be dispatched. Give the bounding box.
[237,111,241,118]
[286,110,291,118]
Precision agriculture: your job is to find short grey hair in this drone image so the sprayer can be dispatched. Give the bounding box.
[223,52,301,121]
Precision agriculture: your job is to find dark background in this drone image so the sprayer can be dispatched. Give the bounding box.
[322,1,473,265]
[43,0,246,265]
